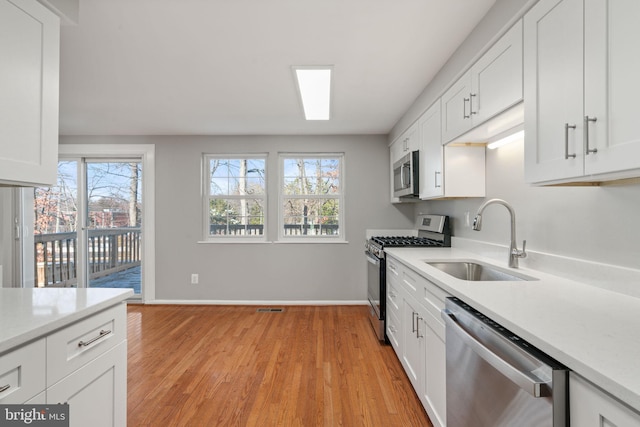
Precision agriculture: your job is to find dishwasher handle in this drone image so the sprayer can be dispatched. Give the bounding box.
[442,309,546,398]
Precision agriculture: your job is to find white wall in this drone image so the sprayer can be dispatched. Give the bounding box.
[416,139,640,271]
[61,135,414,302]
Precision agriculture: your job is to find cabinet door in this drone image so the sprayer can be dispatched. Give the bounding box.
[471,20,523,124]
[523,0,584,183]
[0,0,59,186]
[419,101,444,199]
[390,137,405,165]
[570,373,640,427]
[422,318,446,427]
[441,71,473,143]
[47,341,127,427]
[401,297,423,393]
[583,0,640,176]
[404,123,420,152]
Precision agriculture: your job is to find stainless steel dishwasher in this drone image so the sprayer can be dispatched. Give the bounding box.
[442,297,569,427]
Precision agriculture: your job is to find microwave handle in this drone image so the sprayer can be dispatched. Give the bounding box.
[400,162,406,188]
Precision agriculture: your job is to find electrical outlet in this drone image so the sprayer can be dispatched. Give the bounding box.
[191,273,199,285]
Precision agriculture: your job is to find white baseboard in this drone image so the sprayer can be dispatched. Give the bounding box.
[144,299,369,306]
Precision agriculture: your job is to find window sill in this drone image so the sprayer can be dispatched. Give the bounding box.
[197,240,272,244]
[273,239,349,244]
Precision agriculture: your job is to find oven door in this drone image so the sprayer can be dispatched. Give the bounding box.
[366,251,385,340]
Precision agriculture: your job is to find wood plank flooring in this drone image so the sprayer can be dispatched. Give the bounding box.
[127,304,433,427]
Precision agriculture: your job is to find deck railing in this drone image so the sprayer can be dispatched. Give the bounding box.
[209,224,339,236]
[34,228,141,287]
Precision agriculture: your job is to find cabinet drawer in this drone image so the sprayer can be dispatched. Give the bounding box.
[386,258,401,282]
[0,338,46,403]
[402,267,420,294]
[386,309,401,354]
[387,282,401,316]
[420,281,449,328]
[47,303,126,385]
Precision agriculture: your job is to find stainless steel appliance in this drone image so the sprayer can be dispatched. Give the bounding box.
[393,150,420,198]
[442,297,569,427]
[365,214,450,341]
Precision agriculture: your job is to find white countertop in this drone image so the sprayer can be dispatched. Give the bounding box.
[384,247,640,412]
[0,288,133,355]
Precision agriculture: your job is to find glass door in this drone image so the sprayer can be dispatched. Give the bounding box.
[33,158,142,297]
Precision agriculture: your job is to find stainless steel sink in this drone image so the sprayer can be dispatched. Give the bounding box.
[425,261,535,282]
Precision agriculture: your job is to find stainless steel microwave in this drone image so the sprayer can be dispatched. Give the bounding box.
[393,150,419,198]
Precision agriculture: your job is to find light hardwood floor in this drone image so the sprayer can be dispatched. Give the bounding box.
[127,304,433,426]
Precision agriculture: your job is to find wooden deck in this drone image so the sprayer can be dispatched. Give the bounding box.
[127,304,432,426]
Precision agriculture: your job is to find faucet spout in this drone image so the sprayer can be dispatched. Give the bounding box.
[473,198,527,268]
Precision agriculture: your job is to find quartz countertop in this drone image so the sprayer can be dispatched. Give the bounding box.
[384,247,640,412]
[0,288,133,355]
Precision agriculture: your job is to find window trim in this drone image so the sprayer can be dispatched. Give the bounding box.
[202,153,268,241]
[278,153,345,242]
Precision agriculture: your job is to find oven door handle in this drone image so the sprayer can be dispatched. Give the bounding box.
[366,252,380,266]
[441,309,546,398]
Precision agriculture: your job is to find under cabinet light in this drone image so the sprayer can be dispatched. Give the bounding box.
[487,130,525,150]
[293,66,332,120]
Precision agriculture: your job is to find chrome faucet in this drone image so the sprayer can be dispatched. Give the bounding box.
[472,198,527,268]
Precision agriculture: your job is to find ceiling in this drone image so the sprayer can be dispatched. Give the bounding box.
[59,0,497,136]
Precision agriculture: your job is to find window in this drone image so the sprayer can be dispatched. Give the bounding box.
[204,155,267,239]
[280,154,344,240]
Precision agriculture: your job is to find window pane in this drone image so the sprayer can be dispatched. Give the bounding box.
[209,158,266,197]
[282,198,339,236]
[209,198,264,236]
[282,158,341,196]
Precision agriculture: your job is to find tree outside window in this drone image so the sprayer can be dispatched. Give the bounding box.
[281,155,343,239]
[205,156,266,238]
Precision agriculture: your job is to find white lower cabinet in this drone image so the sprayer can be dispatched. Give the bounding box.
[0,303,127,426]
[570,372,640,427]
[387,255,447,427]
[47,341,127,427]
[401,296,424,392]
[0,338,46,403]
[386,282,402,352]
[421,311,446,427]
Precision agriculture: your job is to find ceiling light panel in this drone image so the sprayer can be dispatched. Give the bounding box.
[293,66,332,120]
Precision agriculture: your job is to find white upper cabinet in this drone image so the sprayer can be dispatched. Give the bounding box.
[583,0,640,176]
[524,0,640,184]
[0,0,60,186]
[442,20,523,143]
[391,123,419,164]
[419,100,485,200]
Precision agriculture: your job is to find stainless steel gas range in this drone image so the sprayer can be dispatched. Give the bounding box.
[365,214,451,341]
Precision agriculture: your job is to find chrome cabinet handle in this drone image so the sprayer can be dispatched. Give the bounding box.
[416,316,424,338]
[441,309,546,397]
[412,312,418,333]
[463,97,470,119]
[584,116,598,155]
[564,123,577,159]
[78,329,112,347]
[0,384,10,393]
[435,171,441,188]
[469,93,477,115]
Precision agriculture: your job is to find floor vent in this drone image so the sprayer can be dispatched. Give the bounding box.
[256,308,284,313]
